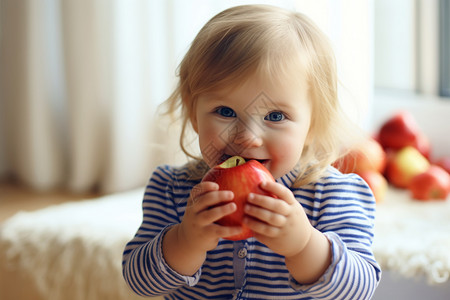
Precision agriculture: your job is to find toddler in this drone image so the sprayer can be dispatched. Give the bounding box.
[123,4,381,299]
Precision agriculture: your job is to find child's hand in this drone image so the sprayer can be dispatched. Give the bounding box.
[243,181,313,258]
[178,181,243,253]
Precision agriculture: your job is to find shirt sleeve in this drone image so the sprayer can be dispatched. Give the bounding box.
[121,166,200,297]
[289,171,382,299]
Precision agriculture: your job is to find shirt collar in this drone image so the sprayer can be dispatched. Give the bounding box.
[275,164,301,188]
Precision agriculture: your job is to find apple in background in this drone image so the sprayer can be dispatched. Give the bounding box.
[202,155,276,241]
[358,170,388,203]
[385,146,430,188]
[435,157,450,175]
[378,111,419,149]
[409,165,450,201]
[413,132,431,159]
[333,137,386,174]
[378,110,431,158]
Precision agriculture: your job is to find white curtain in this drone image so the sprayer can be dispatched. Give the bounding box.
[0,0,371,194]
[0,0,184,194]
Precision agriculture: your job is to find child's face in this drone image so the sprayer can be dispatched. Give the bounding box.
[191,75,312,179]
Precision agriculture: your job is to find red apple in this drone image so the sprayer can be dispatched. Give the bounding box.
[413,132,432,159]
[409,165,450,201]
[435,157,450,175]
[333,137,386,174]
[378,111,420,149]
[358,170,388,203]
[202,155,276,241]
[378,111,431,158]
[385,146,430,188]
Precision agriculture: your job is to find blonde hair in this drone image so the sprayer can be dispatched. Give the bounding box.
[163,4,362,186]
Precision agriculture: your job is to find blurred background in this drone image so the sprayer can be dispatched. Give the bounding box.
[0,0,448,194]
[1,1,450,299]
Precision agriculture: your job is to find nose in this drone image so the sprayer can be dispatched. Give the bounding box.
[227,119,263,150]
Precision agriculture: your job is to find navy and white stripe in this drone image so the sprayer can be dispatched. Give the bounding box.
[122,163,381,299]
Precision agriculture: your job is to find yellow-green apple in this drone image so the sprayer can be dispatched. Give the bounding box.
[435,157,450,175]
[358,170,388,203]
[385,146,430,188]
[202,155,276,241]
[378,111,431,158]
[333,137,386,174]
[409,165,450,201]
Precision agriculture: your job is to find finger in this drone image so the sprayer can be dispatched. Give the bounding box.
[259,181,297,205]
[197,201,237,225]
[247,193,291,216]
[210,223,243,238]
[192,190,234,213]
[244,202,287,227]
[243,216,280,238]
[190,181,219,202]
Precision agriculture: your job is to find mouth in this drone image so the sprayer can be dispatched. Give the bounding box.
[218,154,269,166]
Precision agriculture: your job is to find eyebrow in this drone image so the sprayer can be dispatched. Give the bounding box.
[201,92,298,112]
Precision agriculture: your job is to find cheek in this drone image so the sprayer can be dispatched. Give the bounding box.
[268,128,307,166]
[274,139,304,163]
[197,121,228,165]
[198,121,223,145]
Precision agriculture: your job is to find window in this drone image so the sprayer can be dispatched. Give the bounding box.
[440,0,450,97]
[374,0,449,99]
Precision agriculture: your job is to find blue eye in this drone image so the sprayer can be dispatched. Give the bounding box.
[216,106,236,118]
[264,111,285,122]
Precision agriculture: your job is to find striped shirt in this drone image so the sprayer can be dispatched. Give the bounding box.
[122,163,381,299]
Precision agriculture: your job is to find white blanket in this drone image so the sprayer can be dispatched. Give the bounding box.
[372,188,450,285]
[0,188,162,300]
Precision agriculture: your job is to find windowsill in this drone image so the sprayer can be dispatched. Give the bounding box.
[373,187,450,285]
[369,90,450,297]
[370,89,450,159]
